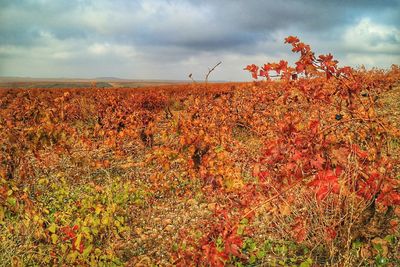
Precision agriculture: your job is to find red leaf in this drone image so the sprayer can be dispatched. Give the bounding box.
[258,171,269,182]
[244,64,259,79]
[325,227,337,241]
[308,169,341,201]
[202,244,225,267]
[316,186,329,201]
[275,60,288,74]
[377,190,400,206]
[309,120,319,135]
[338,66,353,77]
[260,63,272,79]
[291,217,307,242]
[351,144,368,159]
[295,62,305,73]
[292,150,303,161]
[311,154,325,170]
[224,233,243,258]
[284,36,300,44]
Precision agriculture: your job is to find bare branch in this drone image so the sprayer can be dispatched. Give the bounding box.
[205,61,222,83]
[188,73,196,83]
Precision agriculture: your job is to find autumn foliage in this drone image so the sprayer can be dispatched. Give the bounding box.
[0,36,400,266]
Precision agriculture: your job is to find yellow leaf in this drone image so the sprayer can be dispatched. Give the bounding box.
[74,233,82,248]
[101,216,109,225]
[279,204,291,216]
[12,256,22,267]
[38,178,49,185]
[94,248,102,256]
[51,234,58,244]
[0,206,4,223]
[368,107,376,118]
[61,244,67,253]
[92,217,100,227]
[95,205,102,215]
[48,223,57,234]
[66,251,78,262]
[82,245,93,256]
[368,147,377,161]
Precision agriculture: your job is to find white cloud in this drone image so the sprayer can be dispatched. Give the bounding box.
[342,53,400,69]
[88,43,136,58]
[343,18,400,54]
[88,43,110,55]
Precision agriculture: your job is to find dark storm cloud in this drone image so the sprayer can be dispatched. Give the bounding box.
[0,1,88,45]
[0,0,399,80]
[0,0,397,49]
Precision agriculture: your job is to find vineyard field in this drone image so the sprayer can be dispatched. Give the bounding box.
[1,38,400,266]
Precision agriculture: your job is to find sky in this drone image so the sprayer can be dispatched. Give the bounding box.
[0,0,399,81]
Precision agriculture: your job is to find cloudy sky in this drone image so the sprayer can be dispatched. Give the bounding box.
[0,0,399,81]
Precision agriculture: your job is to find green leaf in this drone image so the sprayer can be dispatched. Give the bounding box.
[7,197,17,206]
[352,240,363,249]
[373,243,383,254]
[384,234,396,244]
[249,254,256,264]
[256,249,266,259]
[264,240,272,251]
[237,225,245,235]
[215,146,224,153]
[216,236,224,252]
[240,218,249,225]
[299,258,313,267]
[375,255,388,266]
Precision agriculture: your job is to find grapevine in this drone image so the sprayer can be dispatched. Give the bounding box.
[0,37,399,266]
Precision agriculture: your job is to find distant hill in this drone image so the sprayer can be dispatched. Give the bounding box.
[94,77,124,81]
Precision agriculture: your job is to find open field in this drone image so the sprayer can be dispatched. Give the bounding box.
[0,77,190,89]
[1,65,400,266]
